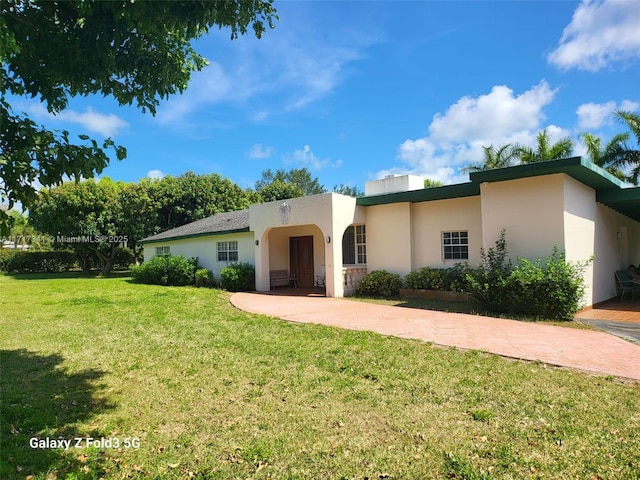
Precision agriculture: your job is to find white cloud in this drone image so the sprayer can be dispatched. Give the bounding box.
[147,170,166,180]
[378,81,558,184]
[576,99,640,129]
[548,0,640,71]
[284,145,342,171]
[25,103,128,137]
[576,101,617,129]
[156,63,235,124]
[428,82,556,144]
[155,23,378,124]
[247,144,274,159]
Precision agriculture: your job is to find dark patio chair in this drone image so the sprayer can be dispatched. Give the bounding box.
[615,270,640,300]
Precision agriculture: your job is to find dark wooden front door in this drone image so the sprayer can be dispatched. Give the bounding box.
[290,236,314,287]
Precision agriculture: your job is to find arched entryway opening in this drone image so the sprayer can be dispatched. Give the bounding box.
[263,223,326,291]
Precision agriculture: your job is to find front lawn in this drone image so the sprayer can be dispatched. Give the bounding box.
[1,273,638,479]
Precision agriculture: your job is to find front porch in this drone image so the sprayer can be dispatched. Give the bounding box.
[250,193,366,298]
[576,298,640,323]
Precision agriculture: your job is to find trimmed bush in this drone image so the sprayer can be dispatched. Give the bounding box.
[505,249,591,320]
[356,270,402,298]
[2,250,77,273]
[0,249,17,271]
[195,268,216,288]
[220,262,255,292]
[466,231,591,320]
[130,254,197,286]
[403,264,471,293]
[403,267,444,290]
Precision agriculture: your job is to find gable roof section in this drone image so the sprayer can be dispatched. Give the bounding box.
[139,209,250,244]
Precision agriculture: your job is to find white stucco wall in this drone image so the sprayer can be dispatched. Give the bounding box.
[411,196,483,269]
[592,203,640,303]
[142,231,255,277]
[249,193,365,297]
[365,202,412,275]
[480,175,565,262]
[562,176,597,306]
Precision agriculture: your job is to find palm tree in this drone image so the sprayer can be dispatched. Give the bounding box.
[513,129,574,164]
[462,144,517,173]
[580,132,629,181]
[614,110,640,185]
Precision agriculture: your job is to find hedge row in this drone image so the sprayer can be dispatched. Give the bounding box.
[0,250,78,273]
[356,234,590,320]
[130,254,255,292]
[0,247,135,273]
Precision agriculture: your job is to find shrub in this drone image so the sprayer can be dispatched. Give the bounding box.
[112,247,134,270]
[2,250,77,273]
[403,267,444,290]
[195,268,216,288]
[220,262,255,291]
[466,231,591,320]
[465,230,512,312]
[505,249,591,320]
[403,264,471,292]
[356,270,402,298]
[0,249,17,271]
[130,254,197,286]
[442,263,472,292]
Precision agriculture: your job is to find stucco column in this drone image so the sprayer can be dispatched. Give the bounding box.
[328,231,344,298]
[254,229,271,292]
[323,229,344,298]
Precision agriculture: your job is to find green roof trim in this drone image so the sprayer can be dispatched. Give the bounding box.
[138,227,251,245]
[356,182,480,206]
[356,157,638,223]
[596,187,640,222]
[470,156,625,191]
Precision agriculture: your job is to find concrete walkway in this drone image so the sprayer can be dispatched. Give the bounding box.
[230,292,640,382]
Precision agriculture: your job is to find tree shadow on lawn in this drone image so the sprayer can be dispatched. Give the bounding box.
[1,349,115,478]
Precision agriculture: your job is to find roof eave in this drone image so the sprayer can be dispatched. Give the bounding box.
[138,227,251,245]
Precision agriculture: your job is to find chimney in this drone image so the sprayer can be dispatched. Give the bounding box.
[364,174,424,196]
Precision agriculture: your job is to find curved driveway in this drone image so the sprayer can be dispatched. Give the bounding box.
[230,292,640,382]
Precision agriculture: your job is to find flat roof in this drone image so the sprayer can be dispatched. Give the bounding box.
[358,157,639,222]
[469,156,625,191]
[356,182,480,206]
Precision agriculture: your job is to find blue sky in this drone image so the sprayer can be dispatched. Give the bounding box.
[14,0,640,191]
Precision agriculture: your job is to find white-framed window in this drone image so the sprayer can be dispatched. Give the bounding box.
[217,241,238,262]
[155,246,170,257]
[342,225,367,265]
[442,231,469,260]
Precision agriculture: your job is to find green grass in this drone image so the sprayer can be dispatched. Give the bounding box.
[1,273,639,479]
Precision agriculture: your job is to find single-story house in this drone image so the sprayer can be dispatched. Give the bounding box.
[140,157,640,307]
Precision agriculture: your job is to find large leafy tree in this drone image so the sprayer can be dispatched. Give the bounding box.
[149,172,260,232]
[29,172,259,272]
[462,144,517,173]
[0,0,277,234]
[259,179,305,202]
[513,129,574,164]
[333,183,364,197]
[29,178,125,273]
[255,168,326,197]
